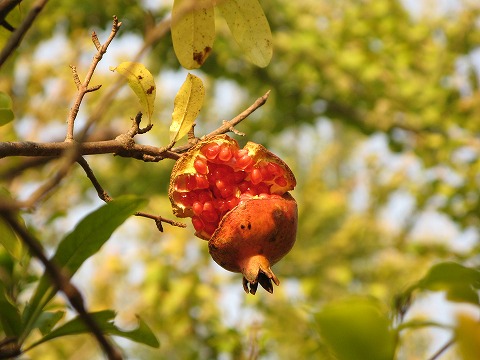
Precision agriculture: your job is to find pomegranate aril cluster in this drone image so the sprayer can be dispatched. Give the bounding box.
[171,141,289,239]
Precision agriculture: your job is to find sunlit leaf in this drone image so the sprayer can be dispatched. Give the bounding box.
[456,313,480,360]
[0,281,22,337]
[409,262,480,306]
[0,92,14,126]
[22,196,146,341]
[315,298,397,360]
[172,0,215,69]
[217,0,273,67]
[28,310,159,350]
[169,73,205,142]
[110,62,156,124]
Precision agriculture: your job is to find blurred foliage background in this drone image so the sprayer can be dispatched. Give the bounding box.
[1,0,480,359]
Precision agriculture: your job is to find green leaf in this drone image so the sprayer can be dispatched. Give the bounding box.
[110,62,156,124]
[0,92,14,126]
[0,282,22,337]
[315,298,397,360]
[169,73,205,142]
[217,0,273,67]
[456,313,480,360]
[416,262,480,305]
[28,310,159,350]
[0,189,23,261]
[0,217,23,261]
[172,0,215,69]
[35,311,65,336]
[22,196,146,341]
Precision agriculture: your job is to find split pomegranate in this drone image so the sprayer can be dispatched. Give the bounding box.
[169,135,297,294]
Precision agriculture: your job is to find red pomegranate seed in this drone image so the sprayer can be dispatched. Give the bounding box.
[267,162,284,176]
[203,222,217,236]
[192,201,203,216]
[192,216,204,231]
[202,210,219,223]
[198,190,212,202]
[259,164,274,181]
[235,149,248,159]
[186,175,197,191]
[218,144,233,162]
[216,179,235,198]
[255,183,270,195]
[275,176,288,187]
[236,154,253,169]
[215,199,229,212]
[226,197,240,210]
[238,181,251,193]
[195,174,209,189]
[194,158,208,174]
[174,174,188,191]
[173,192,189,206]
[250,168,263,185]
[234,171,247,183]
[212,186,222,199]
[203,201,215,213]
[202,143,221,160]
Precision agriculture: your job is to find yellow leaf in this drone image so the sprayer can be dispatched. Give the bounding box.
[172,0,215,69]
[110,62,156,124]
[456,313,480,360]
[170,74,205,143]
[217,0,273,68]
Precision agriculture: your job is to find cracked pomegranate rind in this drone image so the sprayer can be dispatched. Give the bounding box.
[168,134,297,294]
[209,193,297,294]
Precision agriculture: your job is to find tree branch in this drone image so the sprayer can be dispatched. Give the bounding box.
[0,211,123,360]
[66,16,122,141]
[77,157,112,202]
[0,0,49,68]
[0,90,271,160]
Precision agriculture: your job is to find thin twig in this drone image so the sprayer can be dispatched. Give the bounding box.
[77,157,112,202]
[66,16,122,141]
[204,90,270,138]
[427,338,455,360]
[0,0,49,68]
[135,212,187,232]
[75,150,182,231]
[0,211,123,360]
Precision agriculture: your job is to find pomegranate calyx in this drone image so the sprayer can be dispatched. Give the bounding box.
[242,255,280,294]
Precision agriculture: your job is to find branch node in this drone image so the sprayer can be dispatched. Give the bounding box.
[135,212,187,231]
[86,84,102,93]
[222,120,245,136]
[138,124,153,134]
[91,31,101,50]
[70,65,81,89]
[188,124,196,141]
[112,15,122,33]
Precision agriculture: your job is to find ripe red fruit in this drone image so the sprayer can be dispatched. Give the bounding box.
[169,135,297,294]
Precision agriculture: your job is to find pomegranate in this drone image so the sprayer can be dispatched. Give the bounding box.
[169,135,297,294]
